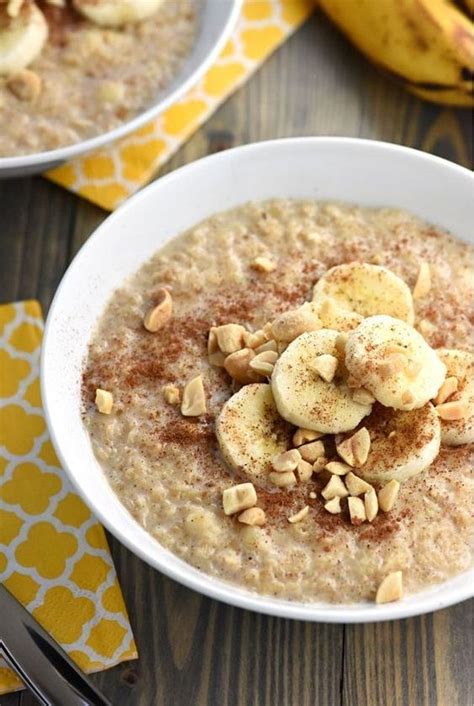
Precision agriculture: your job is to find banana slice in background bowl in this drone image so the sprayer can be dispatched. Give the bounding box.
[0,1,48,75]
[436,349,474,445]
[73,0,164,27]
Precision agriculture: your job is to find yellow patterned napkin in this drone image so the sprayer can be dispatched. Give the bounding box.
[0,301,137,696]
[46,0,314,211]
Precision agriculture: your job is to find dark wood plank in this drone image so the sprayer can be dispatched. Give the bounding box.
[1,11,473,706]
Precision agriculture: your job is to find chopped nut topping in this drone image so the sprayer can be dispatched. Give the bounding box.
[7,70,42,103]
[309,491,317,499]
[181,375,206,416]
[313,456,327,473]
[418,319,437,337]
[254,339,278,354]
[336,427,371,467]
[434,376,459,405]
[352,388,376,405]
[209,350,226,367]
[364,488,378,522]
[324,496,341,514]
[378,479,400,512]
[224,348,262,384]
[249,350,278,376]
[296,459,313,483]
[162,384,180,405]
[292,428,323,447]
[243,329,267,349]
[348,496,366,525]
[401,390,415,405]
[215,324,246,354]
[299,440,325,462]
[379,353,407,379]
[321,475,349,500]
[375,571,403,604]
[272,449,301,472]
[277,341,288,354]
[238,507,266,526]
[413,262,431,299]
[223,482,257,515]
[288,505,309,524]
[325,461,351,476]
[309,353,338,382]
[271,304,321,343]
[436,400,467,420]
[251,256,276,273]
[95,388,113,414]
[143,289,173,332]
[345,471,372,496]
[269,471,297,487]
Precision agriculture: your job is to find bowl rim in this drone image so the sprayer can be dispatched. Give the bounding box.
[0,0,241,171]
[42,137,474,622]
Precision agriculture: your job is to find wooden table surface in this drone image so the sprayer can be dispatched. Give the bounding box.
[1,11,473,706]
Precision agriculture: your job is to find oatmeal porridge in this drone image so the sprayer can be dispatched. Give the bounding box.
[0,0,196,156]
[83,200,474,604]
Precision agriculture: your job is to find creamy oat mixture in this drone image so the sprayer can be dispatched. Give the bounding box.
[0,0,196,156]
[83,200,474,603]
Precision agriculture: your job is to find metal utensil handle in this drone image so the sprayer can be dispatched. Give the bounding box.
[0,584,112,706]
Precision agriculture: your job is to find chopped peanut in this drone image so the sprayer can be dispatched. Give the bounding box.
[7,69,42,102]
[321,475,348,500]
[436,400,467,420]
[378,479,400,512]
[272,449,301,472]
[348,496,366,525]
[352,388,376,405]
[143,289,173,332]
[364,488,378,522]
[292,428,323,447]
[345,472,373,496]
[434,376,459,405]
[162,384,180,405]
[313,457,327,473]
[336,427,371,467]
[309,353,338,383]
[254,339,278,354]
[249,350,278,376]
[251,256,276,273]
[269,471,297,488]
[181,375,206,416]
[223,483,257,515]
[271,305,321,343]
[324,496,341,514]
[288,506,309,524]
[224,348,262,384]
[413,262,431,299]
[243,329,267,349]
[296,459,313,483]
[299,440,325,462]
[325,461,351,476]
[215,324,246,354]
[95,389,113,414]
[238,507,266,526]
[376,571,403,604]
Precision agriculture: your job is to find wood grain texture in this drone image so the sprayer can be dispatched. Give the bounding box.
[0,12,473,706]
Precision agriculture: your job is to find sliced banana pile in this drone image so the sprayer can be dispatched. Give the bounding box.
[212,261,473,528]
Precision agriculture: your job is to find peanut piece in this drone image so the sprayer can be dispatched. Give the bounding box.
[271,304,321,343]
[224,348,262,384]
[413,262,431,299]
[313,457,327,473]
[243,329,268,349]
[223,483,257,515]
[336,427,371,467]
[162,384,180,405]
[378,479,400,512]
[296,459,313,483]
[292,428,323,447]
[434,376,459,405]
[375,571,403,604]
[215,324,246,354]
[95,388,113,414]
[352,388,376,405]
[299,440,325,462]
[143,289,172,332]
[288,505,309,524]
[272,449,301,472]
[254,339,278,354]
[324,496,341,514]
[249,350,278,376]
[181,375,206,416]
[364,488,378,522]
[309,353,338,383]
[251,256,276,273]
[436,400,467,420]
[325,461,351,476]
[345,471,372,496]
[7,69,42,102]
[238,507,266,526]
[348,496,366,525]
[269,471,297,487]
[321,475,348,500]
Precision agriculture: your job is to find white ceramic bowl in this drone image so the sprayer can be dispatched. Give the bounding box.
[42,138,474,622]
[0,0,241,178]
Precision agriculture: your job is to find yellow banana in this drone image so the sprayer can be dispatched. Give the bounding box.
[318,0,474,107]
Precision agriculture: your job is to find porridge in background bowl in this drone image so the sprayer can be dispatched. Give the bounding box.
[82,199,474,604]
[0,0,196,156]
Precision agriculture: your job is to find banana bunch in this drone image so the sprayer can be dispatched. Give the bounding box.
[0,0,163,76]
[214,262,474,490]
[318,0,474,107]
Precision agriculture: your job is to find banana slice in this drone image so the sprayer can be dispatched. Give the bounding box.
[73,0,164,26]
[216,384,292,487]
[271,329,373,433]
[356,403,441,484]
[436,349,474,445]
[345,315,446,410]
[313,263,415,324]
[0,1,48,76]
